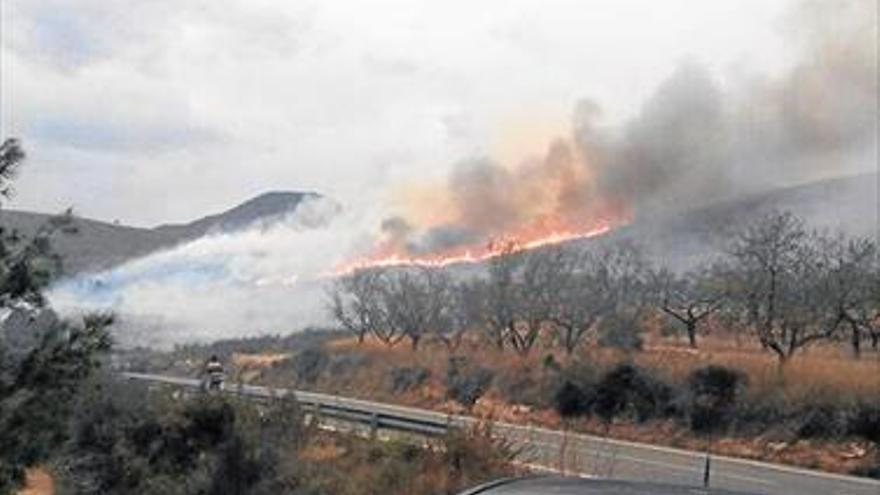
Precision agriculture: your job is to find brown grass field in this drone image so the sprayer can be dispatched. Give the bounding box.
[265,328,880,475]
[321,332,880,406]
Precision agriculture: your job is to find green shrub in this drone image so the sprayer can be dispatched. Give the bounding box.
[729,390,787,436]
[445,357,494,408]
[593,364,673,422]
[796,404,850,439]
[550,360,600,418]
[58,376,306,495]
[293,348,328,385]
[686,365,747,434]
[389,366,431,393]
[848,402,880,443]
[554,381,589,418]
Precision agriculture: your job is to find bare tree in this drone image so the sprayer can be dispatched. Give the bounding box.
[483,241,522,351]
[864,287,880,352]
[594,241,653,350]
[725,212,840,365]
[819,235,879,358]
[434,280,482,352]
[652,265,725,348]
[328,268,386,344]
[479,241,559,356]
[379,267,455,350]
[506,247,563,356]
[544,248,607,355]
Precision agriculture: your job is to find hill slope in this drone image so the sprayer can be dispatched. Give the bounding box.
[0,191,320,275]
[604,172,878,269]
[3,174,875,277]
[0,210,177,274]
[154,191,320,240]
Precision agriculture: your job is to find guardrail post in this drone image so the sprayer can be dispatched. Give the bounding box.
[703,434,713,488]
[703,452,711,487]
[370,412,379,438]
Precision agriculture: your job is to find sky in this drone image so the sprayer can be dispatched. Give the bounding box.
[0,0,801,227]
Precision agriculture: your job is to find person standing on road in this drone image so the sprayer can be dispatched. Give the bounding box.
[203,354,225,391]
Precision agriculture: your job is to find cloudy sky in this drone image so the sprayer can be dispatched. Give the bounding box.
[0,0,842,226]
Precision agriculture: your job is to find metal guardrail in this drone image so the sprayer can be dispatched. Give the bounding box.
[122,372,452,436]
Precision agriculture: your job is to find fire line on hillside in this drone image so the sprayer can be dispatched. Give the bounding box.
[333,217,623,275]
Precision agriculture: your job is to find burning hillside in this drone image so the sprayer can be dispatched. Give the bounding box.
[336,139,631,273]
[41,0,876,347]
[335,219,618,274]
[336,0,875,274]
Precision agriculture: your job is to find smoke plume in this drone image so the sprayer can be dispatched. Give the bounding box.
[47,0,877,346]
[48,196,369,347]
[384,0,876,254]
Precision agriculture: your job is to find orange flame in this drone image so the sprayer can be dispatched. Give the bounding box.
[332,131,631,276]
[333,214,626,276]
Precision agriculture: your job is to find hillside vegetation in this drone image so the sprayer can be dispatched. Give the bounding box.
[149,208,880,478]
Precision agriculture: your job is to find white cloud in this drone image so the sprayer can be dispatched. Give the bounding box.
[3,0,795,226]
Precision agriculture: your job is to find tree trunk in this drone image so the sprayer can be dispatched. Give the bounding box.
[686,321,698,348]
[775,352,789,380]
[564,327,576,355]
[850,322,862,359]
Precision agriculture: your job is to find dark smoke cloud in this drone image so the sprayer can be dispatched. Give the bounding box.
[416,225,481,254]
[598,62,728,213]
[593,0,877,217]
[448,158,524,234]
[385,0,877,253]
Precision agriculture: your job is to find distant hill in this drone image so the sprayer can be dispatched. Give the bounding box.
[0,191,320,275]
[155,191,321,240]
[0,210,177,275]
[602,172,878,269]
[2,174,876,277]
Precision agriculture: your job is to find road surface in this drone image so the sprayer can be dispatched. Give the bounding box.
[123,372,880,495]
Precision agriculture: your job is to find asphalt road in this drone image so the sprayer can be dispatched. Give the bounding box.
[123,373,880,495]
[460,476,762,494]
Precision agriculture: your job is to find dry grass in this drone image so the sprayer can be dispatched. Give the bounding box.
[299,438,347,462]
[636,336,880,404]
[276,332,880,475]
[231,352,290,369]
[17,468,54,495]
[327,333,880,406]
[292,428,518,495]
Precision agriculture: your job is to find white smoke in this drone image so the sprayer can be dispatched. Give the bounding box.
[47,196,380,348]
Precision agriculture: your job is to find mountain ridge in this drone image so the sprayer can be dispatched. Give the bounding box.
[0,190,320,275]
[2,174,875,277]
[154,191,321,239]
